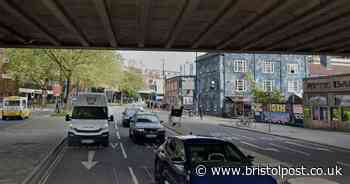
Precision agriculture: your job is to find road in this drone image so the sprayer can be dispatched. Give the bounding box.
[42,106,349,184]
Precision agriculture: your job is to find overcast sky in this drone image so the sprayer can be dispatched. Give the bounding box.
[119,51,203,72]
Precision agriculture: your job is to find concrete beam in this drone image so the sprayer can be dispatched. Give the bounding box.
[0,0,60,45]
[93,0,117,47]
[166,0,201,49]
[293,23,350,51]
[0,23,26,43]
[138,0,152,48]
[41,0,89,46]
[217,0,290,50]
[191,0,238,49]
[240,0,327,51]
[264,1,350,51]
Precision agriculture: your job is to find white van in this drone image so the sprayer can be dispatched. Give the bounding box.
[66,93,113,147]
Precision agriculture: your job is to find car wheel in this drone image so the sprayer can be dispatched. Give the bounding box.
[158,135,165,144]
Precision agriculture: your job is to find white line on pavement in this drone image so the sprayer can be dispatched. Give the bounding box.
[128,167,139,184]
[337,161,350,168]
[113,168,120,184]
[269,143,310,156]
[240,141,280,152]
[284,141,333,152]
[120,143,127,159]
[116,131,121,139]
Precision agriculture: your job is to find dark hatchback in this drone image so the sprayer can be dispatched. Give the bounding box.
[154,135,277,184]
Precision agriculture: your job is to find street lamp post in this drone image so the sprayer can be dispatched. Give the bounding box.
[268,92,272,133]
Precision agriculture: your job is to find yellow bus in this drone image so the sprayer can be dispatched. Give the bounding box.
[2,96,31,120]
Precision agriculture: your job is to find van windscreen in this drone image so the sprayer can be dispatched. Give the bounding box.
[72,106,108,119]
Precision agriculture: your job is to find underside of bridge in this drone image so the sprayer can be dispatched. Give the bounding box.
[0,0,350,55]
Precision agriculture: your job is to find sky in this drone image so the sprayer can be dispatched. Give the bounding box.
[119,51,203,72]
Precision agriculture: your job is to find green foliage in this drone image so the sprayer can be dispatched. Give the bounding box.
[245,72,285,104]
[119,68,144,98]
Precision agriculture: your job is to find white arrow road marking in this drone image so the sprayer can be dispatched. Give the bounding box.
[81,151,98,170]
[269,143,310,156]
[110,142,119,149]
[284,141,333,152]
[128,167,139,184]
[112,168,120,184]
[337,161,350,168]
[120,143,127,159]
[116,131,121,140]
[241,141,280,152]
[115,122,118,130]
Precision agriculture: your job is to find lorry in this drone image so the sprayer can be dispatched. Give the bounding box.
[65,93,114,147]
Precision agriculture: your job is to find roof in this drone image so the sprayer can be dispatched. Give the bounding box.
[175,135,227,144]
[1,1,350,55]
[166,75,196,81]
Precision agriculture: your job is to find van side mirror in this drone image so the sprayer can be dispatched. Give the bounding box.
[160,120,164,124]
[65,114,71,122]
[109,115,114,122]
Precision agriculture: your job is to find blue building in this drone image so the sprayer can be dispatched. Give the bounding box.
[195,53,309,117]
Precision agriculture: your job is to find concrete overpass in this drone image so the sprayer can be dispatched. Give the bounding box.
[0,0,350,55]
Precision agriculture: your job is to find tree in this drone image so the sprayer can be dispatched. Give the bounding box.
[119,68,144,103]
[245,72,284,104]
[6,49,59,106]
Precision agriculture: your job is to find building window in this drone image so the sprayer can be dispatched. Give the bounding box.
[287,64,298,74]
[263,61,274,73]
[263,80,274,92]
[234,60,247,73]
[288,80,298,93]
[235,80,246,92]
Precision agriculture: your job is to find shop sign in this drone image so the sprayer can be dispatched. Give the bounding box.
[268,104,286,112]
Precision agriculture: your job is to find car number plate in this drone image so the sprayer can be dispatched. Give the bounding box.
[145,134,157,138]
[81,139,94,144]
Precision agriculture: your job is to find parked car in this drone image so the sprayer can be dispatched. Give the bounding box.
[122,107,141,127]
[154,135,277,184]
[129,112,165,143]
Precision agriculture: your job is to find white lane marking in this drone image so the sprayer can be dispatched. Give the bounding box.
[143,166,154,182]
[128,167,139,184]
[116,131,121,140]
[113,168,120,184]
[236,134,256,141]
[115,122,118,130]
[120,143,127,159]
[240,141,280,152]
[284,141,333,152]
[269,143,310,156]
[337,161,350,168]
[228,136,240,141]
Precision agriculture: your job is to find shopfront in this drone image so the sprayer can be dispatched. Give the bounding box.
[303,74,350,131]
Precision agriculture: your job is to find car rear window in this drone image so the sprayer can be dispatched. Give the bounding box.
[187,143,245,165]
[136,115,159,123]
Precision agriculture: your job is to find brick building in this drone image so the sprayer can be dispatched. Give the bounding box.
[164,76,195,110]
[0,48,17,99]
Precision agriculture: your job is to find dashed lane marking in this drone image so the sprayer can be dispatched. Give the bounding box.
[269,143,310,156]
[240,141,280,152]
[128,167,139,184]
[120,143,127,159]
[337,161,350,168]
[116,131,121,140]
[284,141,332,152]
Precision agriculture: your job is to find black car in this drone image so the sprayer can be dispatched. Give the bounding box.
[154,135,277,184]
[122,107,141,127]
[129,112,165,143]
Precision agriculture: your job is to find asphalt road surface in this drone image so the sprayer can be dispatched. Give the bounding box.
[43,107,349,184]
